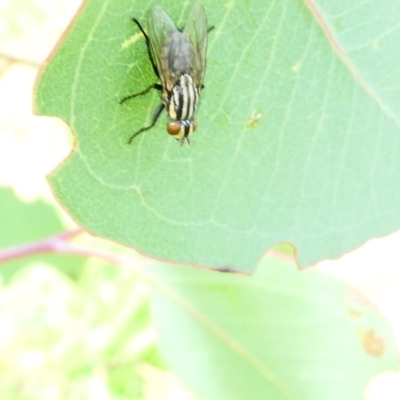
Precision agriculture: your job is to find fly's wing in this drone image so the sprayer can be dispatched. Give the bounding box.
[183,3,208,91]
[148,5,177,90]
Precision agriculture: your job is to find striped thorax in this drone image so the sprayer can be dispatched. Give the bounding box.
[164,74,199,141]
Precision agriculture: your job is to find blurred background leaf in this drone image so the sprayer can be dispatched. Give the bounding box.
[148,255,399,400]
[0,187,84,281]
[0,257,173,400]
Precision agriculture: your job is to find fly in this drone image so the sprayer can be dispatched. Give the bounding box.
[119,3,210,145]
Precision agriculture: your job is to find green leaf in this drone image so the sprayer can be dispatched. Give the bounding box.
[34,0,400,272]
[147,255,399,400]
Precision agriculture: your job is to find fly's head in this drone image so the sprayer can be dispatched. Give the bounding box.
[167,119,198,144]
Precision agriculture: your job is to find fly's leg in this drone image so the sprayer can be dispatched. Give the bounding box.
[128,103,165,144]
[119,17,161,104]
[119,82,164,144]
[119,83,162,105]
[131,18,160,79]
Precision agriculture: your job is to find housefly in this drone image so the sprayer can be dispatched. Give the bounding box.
[119,3,209,145]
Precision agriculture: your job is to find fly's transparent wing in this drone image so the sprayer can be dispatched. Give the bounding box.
[183,3,208,90]
[147,5,177,86]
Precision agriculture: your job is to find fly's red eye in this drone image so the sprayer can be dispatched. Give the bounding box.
[167,122,181,136]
